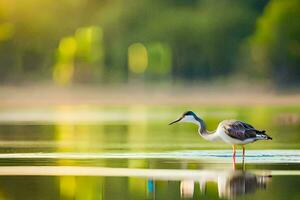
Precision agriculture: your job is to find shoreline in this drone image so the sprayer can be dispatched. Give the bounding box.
[0,84,299,107]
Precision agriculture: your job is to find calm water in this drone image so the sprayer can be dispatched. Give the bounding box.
[0,105,299,200]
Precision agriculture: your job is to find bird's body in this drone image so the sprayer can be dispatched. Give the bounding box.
[169,111,272,161]
[216,120,271,145]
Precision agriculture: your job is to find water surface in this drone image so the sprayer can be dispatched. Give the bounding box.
[0,105,299,199]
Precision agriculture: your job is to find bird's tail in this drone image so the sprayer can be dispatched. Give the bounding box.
[257,130,272,140]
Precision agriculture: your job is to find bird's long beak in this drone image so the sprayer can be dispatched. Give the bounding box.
[169,117,182,125]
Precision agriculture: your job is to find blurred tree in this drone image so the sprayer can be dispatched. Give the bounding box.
[243,0,300,86]
[102,0,269,82]
[2,0,299,88]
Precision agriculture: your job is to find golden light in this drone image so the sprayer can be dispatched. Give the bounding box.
[60,176,76,198]
[75,26,104,62]
[53,36,77,85]
[128,43,148,74]
[58,36,77,61]
[0,22,14,41]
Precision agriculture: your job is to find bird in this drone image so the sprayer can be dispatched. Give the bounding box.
[169,111,272,163]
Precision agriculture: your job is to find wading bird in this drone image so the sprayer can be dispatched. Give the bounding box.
[169,111,272,164]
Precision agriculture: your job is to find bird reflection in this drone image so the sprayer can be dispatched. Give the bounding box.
[215,171,271,199]
[180,180,194,198]
[180,170,271,199]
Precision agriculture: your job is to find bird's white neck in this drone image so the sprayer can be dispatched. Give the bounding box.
[194,118,220,142]
[180,115,220,142]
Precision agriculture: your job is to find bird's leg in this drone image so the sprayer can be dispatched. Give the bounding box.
[232,145,236,170]
[232,145,236,158]
[242,145,245,170]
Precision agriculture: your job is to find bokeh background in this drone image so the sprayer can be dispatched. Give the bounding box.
[0,0,299,88]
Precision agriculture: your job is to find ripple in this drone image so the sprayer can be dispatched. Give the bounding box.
[0,150,299,163]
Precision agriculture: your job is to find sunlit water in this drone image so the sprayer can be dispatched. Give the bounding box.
[1,150,300,163]
[0,105,299,199]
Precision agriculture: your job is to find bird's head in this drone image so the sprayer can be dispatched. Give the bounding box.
[169,111,199,125]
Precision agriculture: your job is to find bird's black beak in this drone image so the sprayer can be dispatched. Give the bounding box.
[169,117,182,125]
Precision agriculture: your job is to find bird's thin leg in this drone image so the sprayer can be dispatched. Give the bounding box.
[232,145,236,170]
[242,145,245,170]
[232,145,236,157]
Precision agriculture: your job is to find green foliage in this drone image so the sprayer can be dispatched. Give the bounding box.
[247,0,300,86]
[0,0,298,86]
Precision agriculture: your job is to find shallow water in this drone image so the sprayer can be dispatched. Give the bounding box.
[0,105,299,199]
[1,150,300,163]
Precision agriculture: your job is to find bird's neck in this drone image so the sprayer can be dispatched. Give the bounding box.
[195,117,219,142]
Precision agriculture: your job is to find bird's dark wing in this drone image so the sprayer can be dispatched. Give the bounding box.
[222,120,261,141]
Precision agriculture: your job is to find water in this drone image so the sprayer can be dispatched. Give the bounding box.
[0,105,299,199]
